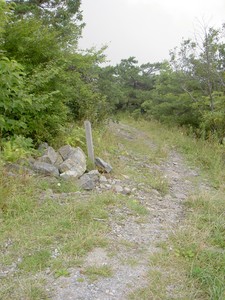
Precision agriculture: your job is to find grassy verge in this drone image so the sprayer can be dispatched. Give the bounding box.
[0,123,150,299]
[122,115,225,190]
[0,172,113,299]
[130,190,225,299]
[120,116,225,300]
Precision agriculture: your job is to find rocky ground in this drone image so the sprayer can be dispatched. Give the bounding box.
[47,122,205,300]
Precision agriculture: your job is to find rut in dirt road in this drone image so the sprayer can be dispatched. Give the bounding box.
[51,123,200,300]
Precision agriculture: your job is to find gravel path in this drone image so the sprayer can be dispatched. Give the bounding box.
[50,122,201,300]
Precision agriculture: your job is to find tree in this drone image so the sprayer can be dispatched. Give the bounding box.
[170,23,225,110]
[169,23,225,138]
[7,0,83,48]
[113,57,157,110]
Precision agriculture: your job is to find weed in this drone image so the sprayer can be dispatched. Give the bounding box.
[36,176,80,193]
[19,250,51,273]
[54,268,70,278]
[121,258,139,267]
[0,277,49,300]
[82,265,113,282]
[1,135,36,162]
[126,199,148,215]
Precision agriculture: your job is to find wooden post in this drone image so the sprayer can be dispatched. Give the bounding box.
[84,120,95,168]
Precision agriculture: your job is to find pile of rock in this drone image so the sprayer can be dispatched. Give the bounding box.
[31,144,113,190]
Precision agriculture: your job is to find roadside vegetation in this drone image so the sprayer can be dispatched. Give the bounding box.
[123,117,225,300]
[1,116,224,299]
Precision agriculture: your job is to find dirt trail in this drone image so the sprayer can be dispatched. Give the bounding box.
[51,122,201,300]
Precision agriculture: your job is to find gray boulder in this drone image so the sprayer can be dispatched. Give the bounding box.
[79,170,100,190]
[79,174,95,190]
[59,147,86,177]
[58,145,74,160]
[54,153,64,168]
[38,146,58,165]
[33,161,59,177]
[95,157,112,173]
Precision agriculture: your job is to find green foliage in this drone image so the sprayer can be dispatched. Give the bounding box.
[2,0,224,151]
[0,0,13,37]
[1,135,34,162]
[63,125,86,148]
[4,18,60,69]
[167,24,225,140]
[11,0,83,45]
[0,2,108,149]
[22,63,68,143]
[0,55,68,143]
[97,57,160,113]
[97,25,225,142]
[60,51,109,124]
[0,57,31,138]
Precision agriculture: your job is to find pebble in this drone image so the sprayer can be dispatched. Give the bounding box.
[114,185,123,193]
[122,187,131,195]
[99,175,108,183]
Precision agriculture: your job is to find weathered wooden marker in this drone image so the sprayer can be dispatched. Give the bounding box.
[84,120,95,169]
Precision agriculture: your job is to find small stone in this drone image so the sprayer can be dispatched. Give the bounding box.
[78,170,100,190]
[46,268,51,275]
[87,170,100,183]
[79,174,95,190]
[122,187,131,195]
[174,192,187,199]
[99,175,108,183]
[114,185,123,193]
[105,184,112,189]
